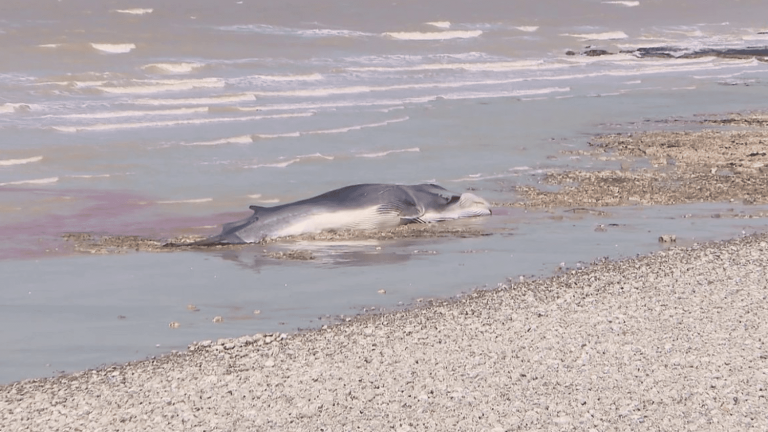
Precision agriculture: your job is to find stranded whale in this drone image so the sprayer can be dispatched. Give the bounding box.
[193,183,491,245]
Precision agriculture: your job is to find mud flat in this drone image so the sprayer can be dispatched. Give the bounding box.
[508,112,768,208]
[2,230,767,430]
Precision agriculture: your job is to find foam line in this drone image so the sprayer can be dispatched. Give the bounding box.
[134,94,256,106]
[383,30,482,40]
[425,22,451,29]
[157,198,213,204]
[115,8,153,14]
[90,43,136,54]
[0,156,43,166]
[602,1,639,6]
[51,112,313,133]
[355,147,420,158]
[0,177,59,186]
[563,31,629,40]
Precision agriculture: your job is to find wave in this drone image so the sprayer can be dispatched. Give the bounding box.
[185,116,407,145]
[346,59,553,73]
[249,79,567,98]
[219,24,372,38]
[307,116,409,135]
[297,153,334,160]
[232,73,324,84]
[67,174,111,179]
[602,1,640,6]
[249,159,299,168]
[251,132,301,139]
[90,43,136,54]
[0,177,58,186]
[515,26,539,32]
[355,147,420,158]
[0,156,43,166]
[114,8,153,15]
[157,198,213,204]
[248,153,333,169]
[134,93,255,106]
[46,107,208,120]
[450,173,520,182]
[235,88,570,115]
[141,63,204,74]
[183,135,253,146]
[383,30,483,40]
[51,112,314,132]
[96,78,225,94]
[425,22,451,29]
[563,31,629,40]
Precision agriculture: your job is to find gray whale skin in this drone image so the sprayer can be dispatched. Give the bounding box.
[194,183,491,245]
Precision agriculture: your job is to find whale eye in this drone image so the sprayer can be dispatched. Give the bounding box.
[445,195,460,205]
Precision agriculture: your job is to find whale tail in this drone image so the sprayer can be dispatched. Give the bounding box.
[187,234,237,246]
[188,208,263,246]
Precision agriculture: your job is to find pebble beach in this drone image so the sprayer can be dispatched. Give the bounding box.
[3,231,767,431]
[3,1,768,429]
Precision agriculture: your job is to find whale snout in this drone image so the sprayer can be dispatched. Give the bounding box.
[458,192,492,216]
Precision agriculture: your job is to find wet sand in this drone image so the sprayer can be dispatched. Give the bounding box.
[3,113,768,430]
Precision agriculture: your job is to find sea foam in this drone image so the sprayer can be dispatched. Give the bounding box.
[308,117,409,135]
[425,22,451,29]
[51,112,314,132]
[48,107,208,120]
[0,177,59,186]
[347,59,554,73]
[355,147,420,158]
[383,30,483,40]
[602,1,640,6]
[563,31,629,40]
[90,43,136,54]
[0,156,43,166]
[141,63,204,74]
[134,94,255,106]
[182,135,253,146]
[96,78,224,94]
[157,198,213,204]
[114,8,153,15]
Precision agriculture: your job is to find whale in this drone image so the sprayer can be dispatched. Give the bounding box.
[192,183,491,245]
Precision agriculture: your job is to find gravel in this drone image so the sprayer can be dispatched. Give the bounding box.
[506,112,768,208]
[3,233,767,431]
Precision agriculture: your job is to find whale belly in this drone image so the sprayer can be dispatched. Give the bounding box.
[270,205,402,238]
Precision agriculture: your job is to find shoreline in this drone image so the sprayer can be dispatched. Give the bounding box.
[2,231,767,430]
[3,111,768,429]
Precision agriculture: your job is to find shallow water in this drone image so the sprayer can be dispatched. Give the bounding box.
[2,0,768,383]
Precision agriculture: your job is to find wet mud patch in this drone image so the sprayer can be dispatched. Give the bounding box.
[61,233,215,254]
[264,250,315,261]
[258,223,490,244]
[504,112,768,208]
[62,223,492,256]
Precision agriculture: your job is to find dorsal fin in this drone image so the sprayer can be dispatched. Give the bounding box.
[249,205,266,213]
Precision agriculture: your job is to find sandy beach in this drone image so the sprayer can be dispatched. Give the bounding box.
[2,230,767,431]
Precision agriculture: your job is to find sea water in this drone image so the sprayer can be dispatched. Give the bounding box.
[1,0,768,382]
